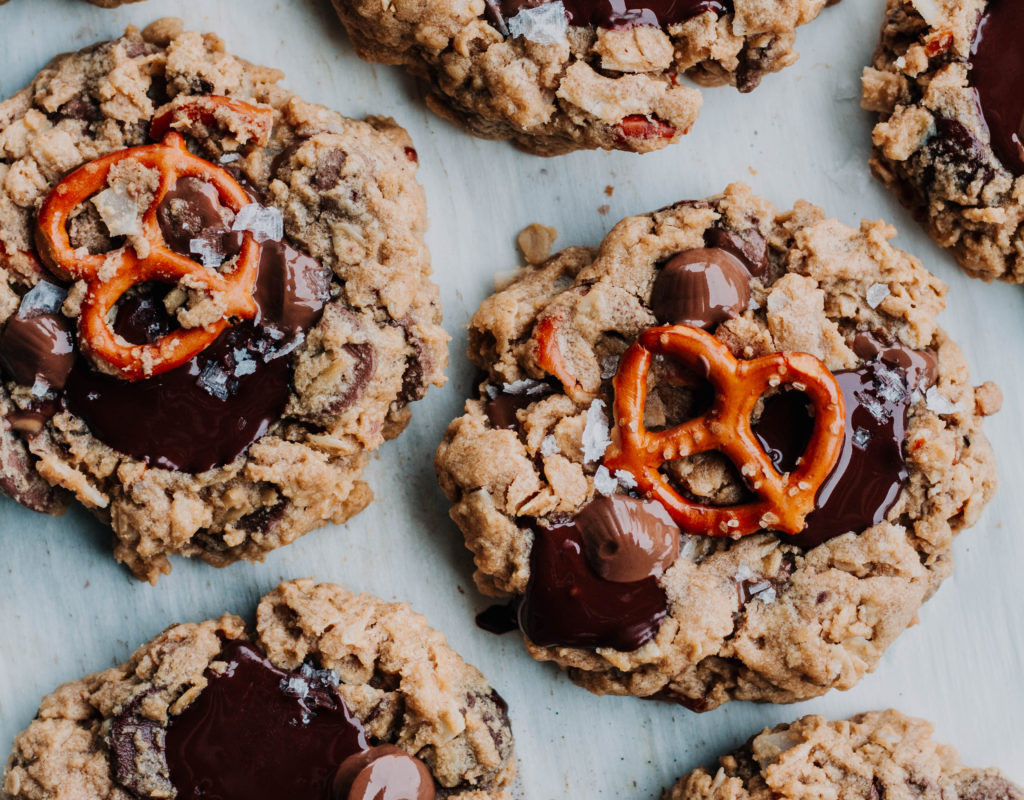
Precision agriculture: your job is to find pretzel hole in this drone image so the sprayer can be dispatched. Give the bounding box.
[751,389,814,474]
[112,283,178,345]
[643,354,714,431]
[68,204,126,256]
[660,453,752,507]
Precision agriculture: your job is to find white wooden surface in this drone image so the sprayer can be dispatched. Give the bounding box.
[0,1,1021,795]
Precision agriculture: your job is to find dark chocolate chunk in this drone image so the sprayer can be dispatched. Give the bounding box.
[518,517,668,651]
[852,330,937,391]
[651,247,751,329]
[156,176,235,257]
[108,692,172,799]
[703,226,770,279]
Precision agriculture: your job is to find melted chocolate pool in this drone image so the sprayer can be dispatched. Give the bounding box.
[754,361,912,549]
[59,180,332,473]
[164,639,367,800]
[971,0,1024,175]
[518,518,668,650]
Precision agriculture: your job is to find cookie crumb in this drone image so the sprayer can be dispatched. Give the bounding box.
[517,223,559,265]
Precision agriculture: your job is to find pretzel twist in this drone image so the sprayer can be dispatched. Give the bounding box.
[603,326,845,536]
[35,132,260,380]
[149,95,275,145]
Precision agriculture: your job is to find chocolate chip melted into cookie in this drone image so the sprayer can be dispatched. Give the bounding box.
[164,638,367,800]
[518,516,668,650]
[652,248,751,330]
[755,360,914,549]
[483,381,556,429]
[61,181,332,472]
[971,0,1024,175]
[493,0,728,33]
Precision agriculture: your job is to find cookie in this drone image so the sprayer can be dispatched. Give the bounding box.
[331,0,833,155]
[436,183,1000,709]
[863,0,1024,282]
[0,579,516,800]
[668,709,1023,800]
[0,19,448,582]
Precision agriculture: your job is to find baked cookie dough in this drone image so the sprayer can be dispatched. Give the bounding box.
[669,710,1023,800]
[0,19,447,582]
[436,183,1000,709]
[863,0,1024,282]
[0,579,516,800]
[331,0,833,155]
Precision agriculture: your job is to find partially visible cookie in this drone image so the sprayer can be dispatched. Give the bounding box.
[0,19,448,581]
[436,183,1000,709]
[863,0,1024,282]
[331,0,833,155]
[0,579,516,800]
[669,710,1023,800]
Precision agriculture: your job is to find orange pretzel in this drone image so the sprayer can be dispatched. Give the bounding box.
[35,132,261,381]
[150,95,275,145]
[603,326,845,537]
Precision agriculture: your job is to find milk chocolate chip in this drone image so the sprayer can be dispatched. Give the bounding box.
[332,745,435,800]
[0,282,74,391]
[651,248,750,329]
[576,494,680,582]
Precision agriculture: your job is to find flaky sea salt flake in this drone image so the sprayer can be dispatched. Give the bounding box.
[92,186,141,237]
[540,435,560,456]
[18,281,67,318]
[593,465,617,496]
[925,385,962,415]
[614,469,637,490]
[508,1,569,45]
[232,203,283,243]
[582,399,612,463]
[866,282,891,309]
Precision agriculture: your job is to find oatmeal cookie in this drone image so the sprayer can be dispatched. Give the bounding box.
[436,183,1000,709]
[863,0,1024,282]
[0,18,448,582]
[331,0,833,155]
[0,579,516,800]
[669,709,1023,800]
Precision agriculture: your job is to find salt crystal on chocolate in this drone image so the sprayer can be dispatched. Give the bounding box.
[18,281,67,318]
[593,465,617,496]
[232,203,283,243]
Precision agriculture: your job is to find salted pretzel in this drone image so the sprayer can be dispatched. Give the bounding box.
[35,132,261,381]
[150,95,275,146]
[603,325,845,537]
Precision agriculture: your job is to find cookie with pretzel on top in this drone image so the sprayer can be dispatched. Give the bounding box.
[436,183,1000,710]
[0,19,448,582]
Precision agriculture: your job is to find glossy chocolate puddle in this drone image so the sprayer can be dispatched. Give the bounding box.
[971,0,1024,175]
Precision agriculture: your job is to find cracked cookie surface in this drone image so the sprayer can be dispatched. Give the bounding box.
[435,183,1000,709]
[0,18,448,582]
[862,0,1024,283]
[669,710,1023,800]
[331,0,831,155]
[0,579,516,800]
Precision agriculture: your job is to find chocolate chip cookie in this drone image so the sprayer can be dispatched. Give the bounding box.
[669,709,1023,800]
[0,19,448,582]
[331,0,833,155]
[863,0,1024,282]
[0,579,516,800]
[436,183,1000,709]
